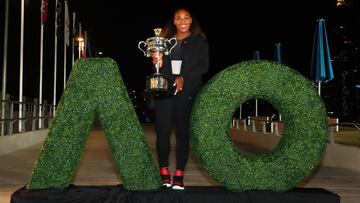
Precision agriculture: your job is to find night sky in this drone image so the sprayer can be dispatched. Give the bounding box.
[0,0,352,102]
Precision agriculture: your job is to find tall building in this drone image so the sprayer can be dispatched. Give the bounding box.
[327,0,360,121]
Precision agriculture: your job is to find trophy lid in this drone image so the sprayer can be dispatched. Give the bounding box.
[154,28,162,36]
[147,28,166,42]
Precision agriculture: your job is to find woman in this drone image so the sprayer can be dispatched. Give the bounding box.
[152,8,209,190]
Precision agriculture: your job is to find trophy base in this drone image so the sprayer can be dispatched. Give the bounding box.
[142,89,173,99]
[143,73,173,99]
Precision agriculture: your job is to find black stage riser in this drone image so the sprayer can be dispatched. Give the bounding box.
[11,185,340,203]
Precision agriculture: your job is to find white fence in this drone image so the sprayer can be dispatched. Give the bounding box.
[0,94,55,136]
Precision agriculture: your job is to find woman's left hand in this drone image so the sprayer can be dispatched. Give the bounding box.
[173,76,184,95]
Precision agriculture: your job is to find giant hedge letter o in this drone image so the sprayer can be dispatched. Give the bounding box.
[190,60,328,192]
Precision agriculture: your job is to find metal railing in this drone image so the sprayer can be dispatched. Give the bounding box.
[1,95,56,136]
[231,117,360,146]
[328,122,360,145]
[231,116,281,135]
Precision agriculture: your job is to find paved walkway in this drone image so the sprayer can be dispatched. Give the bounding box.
[1,124,360,202]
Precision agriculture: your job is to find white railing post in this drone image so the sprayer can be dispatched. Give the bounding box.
[262,121,266,133]
[336,118,339,132]
[328,127,335,144]
[252,120,256,132]
[43,99,48,128]
[20,97,26,132]
[32,99,38,130]
[243,119,247,131]
[9,102,13,135]
[274,122,279,136]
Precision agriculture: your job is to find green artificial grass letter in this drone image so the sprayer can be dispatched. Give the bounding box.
[27,58,161,190]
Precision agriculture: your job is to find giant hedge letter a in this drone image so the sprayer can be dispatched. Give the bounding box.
[27,58,161,190]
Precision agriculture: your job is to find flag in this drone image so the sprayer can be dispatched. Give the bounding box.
[81,47,85,58]
[71,12,76,66]
[87,42,92,57]
[64,1,70,47]
[56,0,62,35]
[41,0,48,24]
[72,12,76,37]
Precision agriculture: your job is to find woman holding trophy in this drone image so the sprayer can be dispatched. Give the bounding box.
[151,8,209,190]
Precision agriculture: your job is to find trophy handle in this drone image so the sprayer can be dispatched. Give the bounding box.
[138,41,149,57]
[165,38,177,55]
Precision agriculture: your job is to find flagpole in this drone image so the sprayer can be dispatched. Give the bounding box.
[78,23,82,58]
[84,30,87,57]
[39,1,45,129]
[53,0,59,115]
[72,12,75,66]
[19,0,25,132]
[63,1,68,90]
[255,99,258,117]
[253,51,260,117]
[1,0,9,136]
[239,104,242,120]
[274,43,282,122]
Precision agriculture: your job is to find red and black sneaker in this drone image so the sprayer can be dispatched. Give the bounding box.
[159,168,171,188]
[172,170,185,190]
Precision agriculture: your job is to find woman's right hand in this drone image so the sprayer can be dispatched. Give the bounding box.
[151,52,163,68]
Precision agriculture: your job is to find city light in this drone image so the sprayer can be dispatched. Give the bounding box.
[336,0,345,7]
[77,37,84,58]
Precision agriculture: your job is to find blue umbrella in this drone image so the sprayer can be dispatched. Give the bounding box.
[274,43,282,64]
[311,19,334,95]
[253,51,260,61]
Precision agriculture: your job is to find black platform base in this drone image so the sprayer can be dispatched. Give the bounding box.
[11,185,340,203]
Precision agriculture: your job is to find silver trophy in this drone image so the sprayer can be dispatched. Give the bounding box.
[138,28,177,99]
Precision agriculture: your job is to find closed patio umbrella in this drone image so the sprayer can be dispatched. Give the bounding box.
[311,19,334,95]
[274,43,282,64]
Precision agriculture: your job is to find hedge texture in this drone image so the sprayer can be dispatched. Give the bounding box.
[27,58,161,190]
[190,60,328,192]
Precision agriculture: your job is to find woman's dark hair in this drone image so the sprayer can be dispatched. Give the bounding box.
[161,8,206,39]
